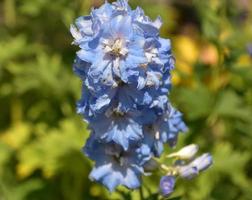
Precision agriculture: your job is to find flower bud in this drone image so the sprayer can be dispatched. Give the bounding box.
[191,153,213,171]
[159,176,175,197]
[177,165,198,179]
[167,144,199,160]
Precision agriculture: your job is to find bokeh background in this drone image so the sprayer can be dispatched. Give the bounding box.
[0,0,252,199]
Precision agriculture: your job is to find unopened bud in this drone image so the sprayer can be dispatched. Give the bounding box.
[190,153,213,171]
[177,165,198,179]
[159,176,175,197]
[167,144,199,160]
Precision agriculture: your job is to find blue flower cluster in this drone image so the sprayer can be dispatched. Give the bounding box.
[71,0,187,192]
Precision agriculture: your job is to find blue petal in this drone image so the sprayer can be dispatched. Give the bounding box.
[158,38,171,54]
[73,56,90,79]
[77,49,98,63]
[113,0,131,12]
[154,141,164,157]
[123,168,141,189]
[104,15,133,38]
[102,171,122,192]
[89,164,113,181]
[88,59,112,83]
[90,94,111,111]
[75,16,93,36]
[112,127,130,150]
[126,120,143,141]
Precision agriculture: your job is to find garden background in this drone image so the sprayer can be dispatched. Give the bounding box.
[0,0,252,199]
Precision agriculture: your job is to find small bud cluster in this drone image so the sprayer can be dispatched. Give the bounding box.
[160,144,213,197]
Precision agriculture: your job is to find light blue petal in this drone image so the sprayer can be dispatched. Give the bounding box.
[126,121,143,141]
[75,16,93,36]
[89,164,113,181]
[158,38,171,53]
[77,49,98,63]
[112,127,129,151]
[154,141,164,157]
[90,94,111,111]
[89,59,112,82]
[102,171,123,192]
[104,15,133,38]
[123,168,141,189]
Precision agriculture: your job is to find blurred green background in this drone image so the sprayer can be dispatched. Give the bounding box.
[0,0,252,199]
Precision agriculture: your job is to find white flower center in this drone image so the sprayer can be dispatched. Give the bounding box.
[103,38,128,57]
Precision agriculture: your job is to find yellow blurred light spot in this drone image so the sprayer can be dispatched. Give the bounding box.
[90,185,102,197]
[176,60,193,75]
[17,163,34,179]
[220,30,231,42]
[0,123,31,150]
[237,54,251,67]
[43,169,54,178]
[171,71,181,85]
[200,44,219,65]
[210,0,221,9]
[174,36,199,64]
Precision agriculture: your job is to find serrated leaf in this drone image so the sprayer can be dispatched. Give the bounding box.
[174,86,214,120]
[213,90,252,121]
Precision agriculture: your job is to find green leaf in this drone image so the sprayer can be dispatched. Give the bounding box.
[213,90,252,121]
[173,85,214,120]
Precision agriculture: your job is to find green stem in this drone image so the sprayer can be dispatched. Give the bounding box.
[139,186,144,200]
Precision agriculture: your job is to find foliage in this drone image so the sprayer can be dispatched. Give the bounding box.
[0,0,252,199]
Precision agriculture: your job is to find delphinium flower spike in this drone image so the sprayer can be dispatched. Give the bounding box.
[71,0,212,196]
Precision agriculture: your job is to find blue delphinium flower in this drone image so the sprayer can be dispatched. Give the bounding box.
[71,0,173,95]
[90,108,145,151]
[84,134,151,191]
[71,0,212,194]
[143,104,188,156]
[76,15,147,87]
